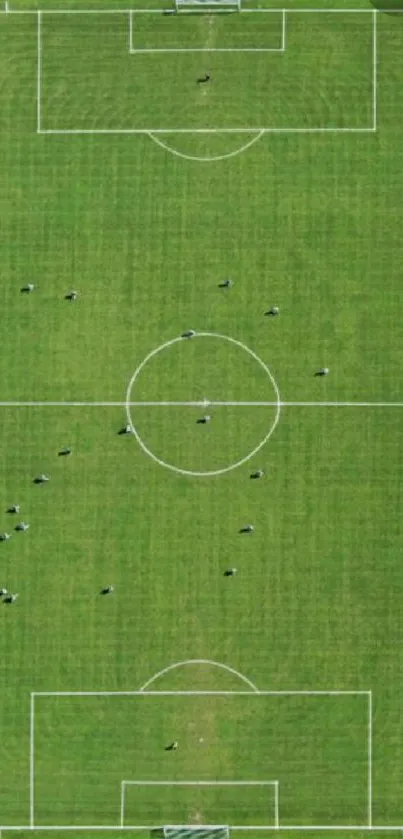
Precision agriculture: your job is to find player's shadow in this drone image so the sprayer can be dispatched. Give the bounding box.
[369,0,403,13]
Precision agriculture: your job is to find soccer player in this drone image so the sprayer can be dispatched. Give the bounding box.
[7,504,20,514]
[165,741,178,751]
[0,588,8,596]
[59,447,72,456]
[34,473,50,483]
[15,522,29,532]
[198,415,211,424]
[315,367,329,377]
[265,306,279,316]
[4,593,19,603]
[101,585,114,595]
[224,568,237,577]
[221,278,233,288]
[181,329,196,338]
[21,283,34,293]
[65,290,78,301]
[197,73,211,84]
[240,524,254,533]
[0,533,11,541]
[250,469,264,479]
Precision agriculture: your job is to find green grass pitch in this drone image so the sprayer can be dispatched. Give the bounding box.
[1,0,403,835]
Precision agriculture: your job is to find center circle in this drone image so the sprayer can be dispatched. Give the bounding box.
[125,332,281,477]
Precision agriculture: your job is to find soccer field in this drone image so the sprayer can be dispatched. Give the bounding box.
[1,0,403,835]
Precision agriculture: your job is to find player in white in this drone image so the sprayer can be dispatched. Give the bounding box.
[15,522,29,532]
[7,504,20,513]
[240,524,254,533]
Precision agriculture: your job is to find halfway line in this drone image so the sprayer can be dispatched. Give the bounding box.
[0,401,402,408]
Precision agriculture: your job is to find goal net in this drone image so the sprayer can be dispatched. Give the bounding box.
[175,0,240,13]
[163,828,230,839]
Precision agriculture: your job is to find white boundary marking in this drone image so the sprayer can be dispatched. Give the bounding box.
[372,9,377,132]
[1,401,403,408]
[129,7,286,53]
[281,8,286,52]
[36,10,41,134]
[275,780,279,829]
[33,8,376,139]
[128,9,133,53]
[1,7,402,13]
[30,693,35,828]
[4,827,403,832]
[31,683,370,830]
[33,690,371,695]
[121,780,279,829]
[368,691,373,827]
[38,127,377,135]
[125,332,281,477]
[138,658,260,692]
[147,130,265,162]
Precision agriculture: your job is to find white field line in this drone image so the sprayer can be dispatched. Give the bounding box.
[2,7,403,13]
[122,780,279,829]
[37,6,373,136]
[30,694,35,828]
[274,781,280,829]
[368,691,373,827]
[132,48,284,52]
[5,827,403,832]
[139,658,260,692]
[37,128,376,135]
[128,10,133,53]
[120,782,125,828]
[33,689,370,695]
[1,401,403,408]
[281,9,286,52]
[373,9,377,131]
[123,780,278,785]
[36,11,42,134]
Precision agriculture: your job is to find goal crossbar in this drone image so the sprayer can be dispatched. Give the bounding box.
[175,0,240,12]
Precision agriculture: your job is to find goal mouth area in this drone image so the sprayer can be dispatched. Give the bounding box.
[161,827,230,839]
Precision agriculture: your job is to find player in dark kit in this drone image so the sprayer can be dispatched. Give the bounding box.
[197,73,211,84]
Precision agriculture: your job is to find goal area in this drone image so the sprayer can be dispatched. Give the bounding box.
[174,0,240,13]
[162,827,230,839]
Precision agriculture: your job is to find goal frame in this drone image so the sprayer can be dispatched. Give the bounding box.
[162,826,230,839]
[174,0,241,14]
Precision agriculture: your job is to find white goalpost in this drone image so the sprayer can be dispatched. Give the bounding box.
[175,0,241,14]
